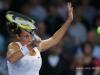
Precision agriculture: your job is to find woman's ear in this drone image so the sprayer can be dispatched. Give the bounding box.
[16,34,20,40]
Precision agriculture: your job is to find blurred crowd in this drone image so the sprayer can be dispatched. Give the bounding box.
[0,0,100,75]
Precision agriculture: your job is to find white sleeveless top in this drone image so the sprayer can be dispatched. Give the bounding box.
[7,42,42,75]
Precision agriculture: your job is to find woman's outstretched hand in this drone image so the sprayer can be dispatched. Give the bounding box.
[67,2,73,22]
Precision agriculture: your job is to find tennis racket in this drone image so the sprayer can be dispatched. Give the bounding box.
[6,11,36,32]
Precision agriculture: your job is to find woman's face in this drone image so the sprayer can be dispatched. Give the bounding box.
[84,44,92,55]
[17,30,33,45]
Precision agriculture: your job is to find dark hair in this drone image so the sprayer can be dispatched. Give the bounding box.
[81,41,94,53]
[7,22,22,35]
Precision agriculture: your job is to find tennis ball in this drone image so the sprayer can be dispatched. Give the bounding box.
[97,27,100,34]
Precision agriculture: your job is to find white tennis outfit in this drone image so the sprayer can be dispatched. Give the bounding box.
[7,42,42,75]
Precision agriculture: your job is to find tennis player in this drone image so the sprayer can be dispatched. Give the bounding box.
[6,2,73,75]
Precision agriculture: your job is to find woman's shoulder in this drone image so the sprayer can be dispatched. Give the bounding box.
[8,42,20,50]
[8,41,16,46]
[7,42,21,56]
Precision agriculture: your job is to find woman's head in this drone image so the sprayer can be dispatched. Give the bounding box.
[6,11,37,45]
[8,22,34,45]
[16,29,33,45]
[81,42,94,56]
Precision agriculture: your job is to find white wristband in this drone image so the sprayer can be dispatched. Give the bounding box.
[20,46,29,55]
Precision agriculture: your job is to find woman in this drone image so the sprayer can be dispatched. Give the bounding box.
[6,2,73,75]
[82,42,100,75]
